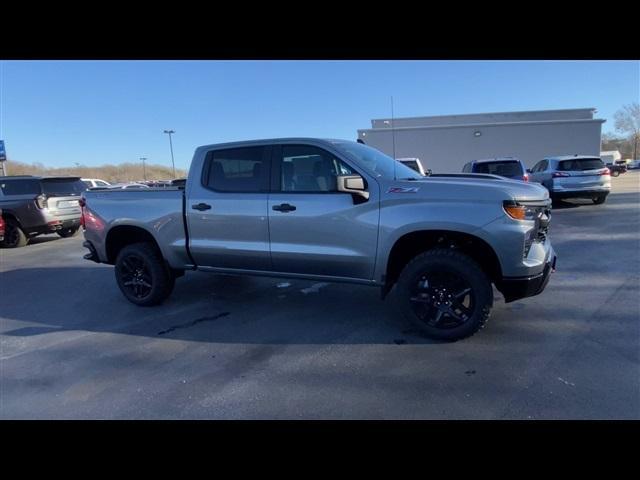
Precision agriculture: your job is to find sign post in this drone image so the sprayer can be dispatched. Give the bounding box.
[0,140,7,176]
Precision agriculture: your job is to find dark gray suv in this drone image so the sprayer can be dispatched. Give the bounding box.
[0,175,85,248]
[462,158,529,182]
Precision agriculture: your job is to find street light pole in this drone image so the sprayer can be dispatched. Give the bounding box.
[140,157,147,181]
[163,130,176,179]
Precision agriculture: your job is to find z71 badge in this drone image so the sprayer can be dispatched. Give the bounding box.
[387,186,420,193]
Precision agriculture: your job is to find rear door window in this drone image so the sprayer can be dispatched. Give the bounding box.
[0,179,41,195]
[41,179,87,196]
[558,158,604,171]
[204,146,270,193]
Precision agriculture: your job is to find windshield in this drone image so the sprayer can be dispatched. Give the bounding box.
[473,161,523,176]
[558,158,604,171]
[41,178,87,196]
[333,142,421,180]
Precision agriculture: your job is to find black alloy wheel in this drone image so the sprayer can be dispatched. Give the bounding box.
[119,253,154,300]
[409,270,475,329]
[114,242,174,306]
[396,249,493,341]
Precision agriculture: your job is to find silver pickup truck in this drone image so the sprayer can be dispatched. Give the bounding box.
[81,138,556,341]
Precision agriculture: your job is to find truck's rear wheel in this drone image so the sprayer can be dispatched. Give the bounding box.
[592,195,607,205]
[115,242,174,306]
[395,249,493,341]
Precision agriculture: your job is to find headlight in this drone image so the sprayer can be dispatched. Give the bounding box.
[503,200,547,221]
[503,200,552,257]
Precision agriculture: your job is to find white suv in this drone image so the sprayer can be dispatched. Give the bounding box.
[528,156,611,204]
[82,178,111,189]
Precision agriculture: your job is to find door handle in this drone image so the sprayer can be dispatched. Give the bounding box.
[272,203,296,213]
[192,203,212,211]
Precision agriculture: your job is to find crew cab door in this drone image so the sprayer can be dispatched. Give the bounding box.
[267,144,379,280]
[186,145,272,270]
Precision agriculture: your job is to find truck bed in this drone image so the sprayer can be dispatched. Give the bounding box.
[82,188,190,268]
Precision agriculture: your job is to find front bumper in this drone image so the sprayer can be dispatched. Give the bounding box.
[497,252,557,303]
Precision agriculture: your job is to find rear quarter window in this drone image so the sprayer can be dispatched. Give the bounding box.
[0,179,41,195]
[41,179,87,195]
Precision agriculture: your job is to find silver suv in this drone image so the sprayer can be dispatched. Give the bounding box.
[528,156,611,204]
[0,176,85,247]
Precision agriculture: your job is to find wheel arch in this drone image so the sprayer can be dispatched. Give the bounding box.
[382,229,502,298]
[105,225,163,265]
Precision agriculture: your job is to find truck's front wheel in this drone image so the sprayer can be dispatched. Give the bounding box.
[395,249,493,341]
[115,242,174,306]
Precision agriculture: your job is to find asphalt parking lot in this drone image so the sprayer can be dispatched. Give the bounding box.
[1,172,639,419]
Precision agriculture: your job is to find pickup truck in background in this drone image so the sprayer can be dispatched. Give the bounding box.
[397,157,430,176]
[81,138,556,341]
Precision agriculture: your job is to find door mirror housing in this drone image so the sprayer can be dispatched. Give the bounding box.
[336,175,369,200]
[526,168,532,173]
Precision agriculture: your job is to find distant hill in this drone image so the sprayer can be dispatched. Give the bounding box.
[2,159,187,183]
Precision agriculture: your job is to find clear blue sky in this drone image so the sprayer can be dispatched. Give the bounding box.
[1,60,638,171]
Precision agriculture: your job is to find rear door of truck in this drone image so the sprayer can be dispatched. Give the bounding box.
[185,145,272,270]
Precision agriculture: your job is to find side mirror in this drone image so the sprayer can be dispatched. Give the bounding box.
[426,169,433,176]
[526,169,532,173]
[337,175,369,200]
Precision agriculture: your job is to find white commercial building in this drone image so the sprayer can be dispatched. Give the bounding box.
[357,108,605,173]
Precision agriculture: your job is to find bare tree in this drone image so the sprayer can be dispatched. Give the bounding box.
[614,102,640,160]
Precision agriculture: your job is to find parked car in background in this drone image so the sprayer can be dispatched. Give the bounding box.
[0,210,5,242]
[462,158,529,182]
[81,138,556,341]
[0,175,85,247]
[140,180,174,188]
[82,178,111,189]
[528,156,611,204]
[397,158,430,176]
[628,160,640,170]
[604,160,627,177]
[106,183,150,190]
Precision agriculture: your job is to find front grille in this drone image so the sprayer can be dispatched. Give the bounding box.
[536,207,551,242]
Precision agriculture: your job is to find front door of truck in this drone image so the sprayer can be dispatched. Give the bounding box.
[186,145,272,270]
[267,144,379,280]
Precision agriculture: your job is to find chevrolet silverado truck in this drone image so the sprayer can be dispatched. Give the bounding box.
[81,138,556,341]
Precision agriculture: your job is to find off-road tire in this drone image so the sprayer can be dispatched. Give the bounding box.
[395,248,493,341]
[115,242,174,306]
